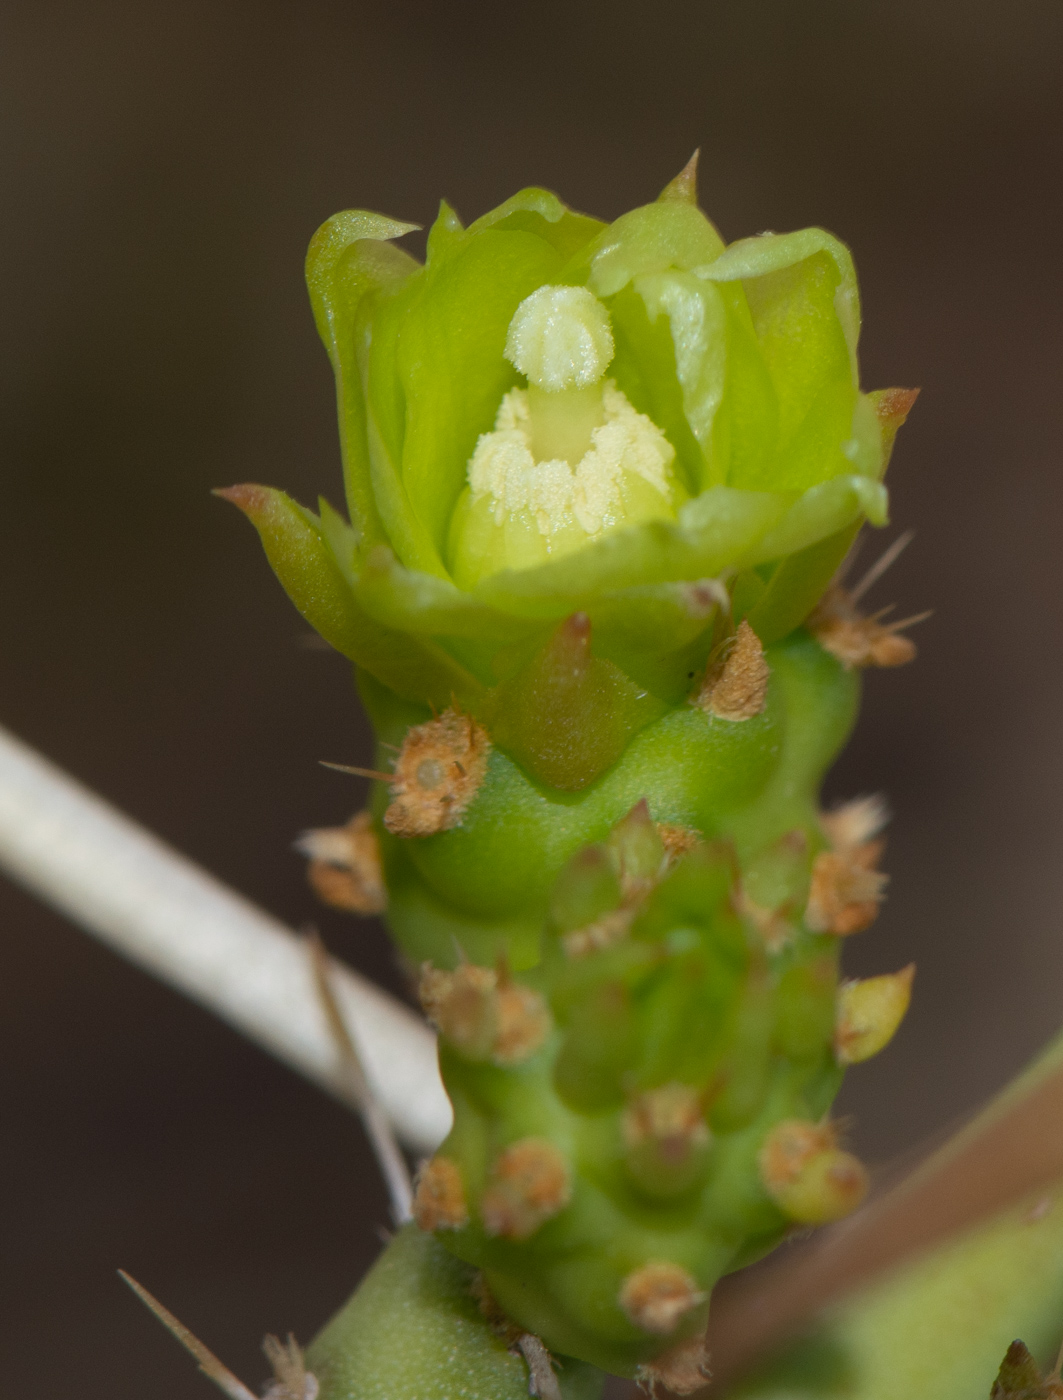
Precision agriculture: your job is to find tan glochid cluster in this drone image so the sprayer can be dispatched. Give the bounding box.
[480,1138,572,1240]
[619,1262,707,1335]
[296,810,386,915]
[418,961,551,1067]
[635,1334,712,1398]
[806,795,889,935]
[696,620,770,721]
[758,1118,868,1224]
[412,1155,469,1231]
[384,709,490,838]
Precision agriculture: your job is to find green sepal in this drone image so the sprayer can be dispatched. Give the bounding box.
[307,1223,604,1400]
[695,227,860,380]
[220,485,483,707]
[217,483,367,657]
[746,521,862,645]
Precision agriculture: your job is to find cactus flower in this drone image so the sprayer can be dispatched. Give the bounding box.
[227,162,920,1388]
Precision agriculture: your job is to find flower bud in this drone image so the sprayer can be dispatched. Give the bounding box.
[835,964,915,1064]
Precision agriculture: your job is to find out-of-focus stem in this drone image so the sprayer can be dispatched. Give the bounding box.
[704,1027,1063,1391]
[0,722,450,1155]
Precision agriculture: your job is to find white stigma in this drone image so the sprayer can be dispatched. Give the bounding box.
[505,285,614,391]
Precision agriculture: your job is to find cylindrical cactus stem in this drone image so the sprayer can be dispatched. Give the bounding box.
[408,808,898,1378]
[306,1223,605,1400]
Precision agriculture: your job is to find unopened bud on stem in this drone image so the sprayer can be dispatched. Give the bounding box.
[835,964,915,1064]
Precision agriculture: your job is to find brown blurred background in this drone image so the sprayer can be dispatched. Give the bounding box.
[2,1,1063,1393]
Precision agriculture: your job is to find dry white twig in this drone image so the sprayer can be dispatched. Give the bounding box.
[0,723,450,1153]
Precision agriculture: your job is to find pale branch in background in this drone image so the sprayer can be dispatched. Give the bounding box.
[0,723,450,1154]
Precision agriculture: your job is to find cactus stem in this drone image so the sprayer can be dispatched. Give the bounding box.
[481,1139,572,1239]
[696,620,770,721]
[836,963,916,1064]
[619,1262,707,1335]
[295,811,386,915]
[413,1156,469,1231]
[384,709,490,837]
[636,1334,712,1397]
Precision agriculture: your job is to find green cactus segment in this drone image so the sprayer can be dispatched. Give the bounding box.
[363,627,856,971]
[416,810,854,1376]
[307,1222,605,1400]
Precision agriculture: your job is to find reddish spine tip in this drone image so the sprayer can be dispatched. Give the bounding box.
[212,483,272,518]
[561,611,593,648]
[875,386,921,424]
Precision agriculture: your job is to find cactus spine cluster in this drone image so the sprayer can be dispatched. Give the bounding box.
[226,159,920,1388]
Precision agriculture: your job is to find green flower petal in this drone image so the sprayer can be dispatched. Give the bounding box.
[305,211,420,548]
[746,475,888,565]
[221,485,482,707]
[468,186,606,260]
[695,227,860,380]
[396,228,564,560]
[579,201,727,297]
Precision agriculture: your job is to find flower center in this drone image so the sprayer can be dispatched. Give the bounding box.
[447,285,681,586]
